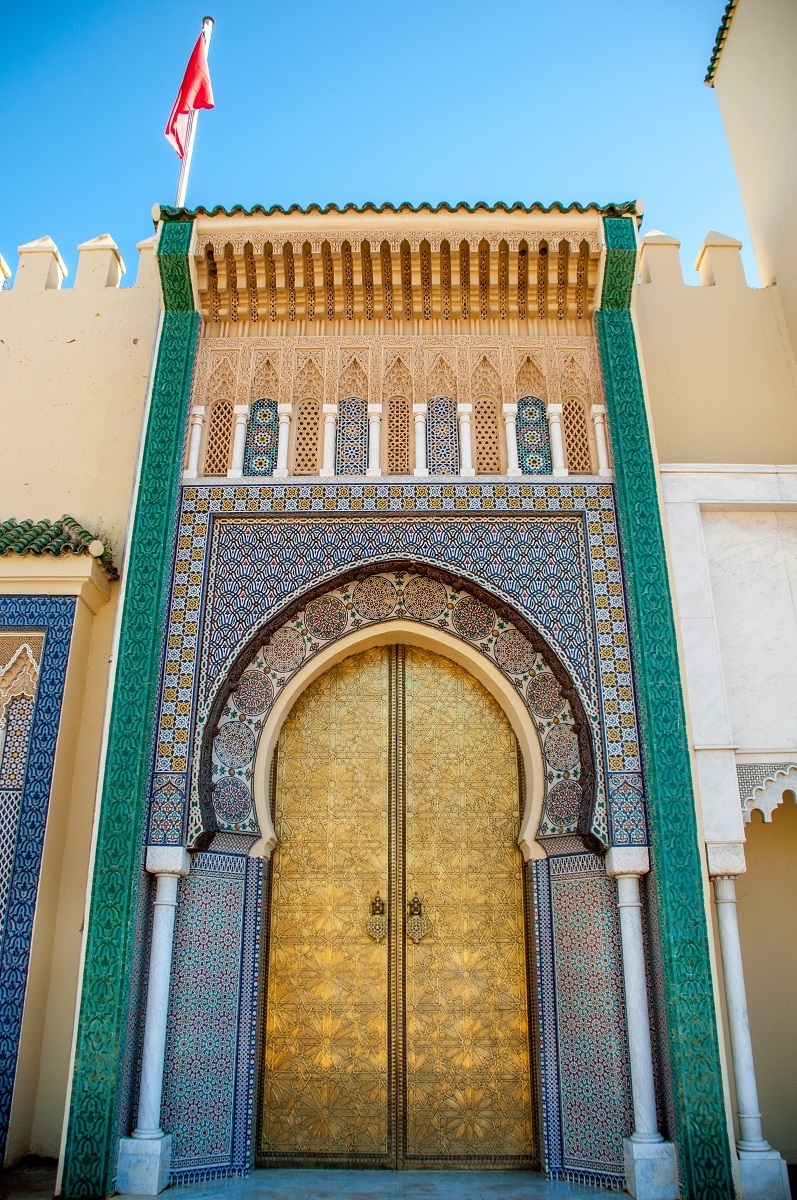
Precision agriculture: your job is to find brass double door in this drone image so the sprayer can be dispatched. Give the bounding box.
[259,644,536,1168]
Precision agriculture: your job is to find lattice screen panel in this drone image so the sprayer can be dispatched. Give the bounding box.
[204,402,233,476]
[386,396,411,474]
[562,398,593,474]
[427,396,459,475]
[293,399,321,475]
[336,396,368,474]
[473,397,501,474]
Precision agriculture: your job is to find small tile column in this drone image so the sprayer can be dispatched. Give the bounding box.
[413,403,428,476]
[502,403,521,476]
[606,847,678,1200]
[707,843,790,1200]
[320,404,337,478]
[273,403,291,478]
[590,404,612,477]
[366,403,382,477]
[227,404,250,479]
[457,403,475,477]
[116,847,190,1196]
[546,403,568,476]
[182,405,206,480]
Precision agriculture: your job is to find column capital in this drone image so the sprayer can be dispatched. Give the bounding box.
[190,404,206,417]
[546,402,563,416]
[413,403,428,417]
[502,402,518,417]
[145,846,190,877]
[706,841,746,877]
[457,403,473,415]
[590,403,607,417]
[277,403,292,416]
[367,403,383,415]
[323,403,338,417]
[233,403,249,416]
[605,846,650,878]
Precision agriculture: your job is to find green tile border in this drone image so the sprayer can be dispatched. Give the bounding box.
[61,219,198,1198]
[596,216,734,1199]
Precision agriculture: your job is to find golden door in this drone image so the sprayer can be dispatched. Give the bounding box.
[259,645,536,1168]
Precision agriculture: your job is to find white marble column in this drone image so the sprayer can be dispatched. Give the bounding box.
[502,403,521,476]
[707,844,790,1199]
[546,402,568,476]
[590,404,612,476]
[605,848,678,1200]
[182,405,206,480]
[116,847,190,1196]
[413,403,428,476]
[366,403,382,477]
[320,403,337,478]
[457,403,475,476]
[227,404,249,479]
[273,403,291,478]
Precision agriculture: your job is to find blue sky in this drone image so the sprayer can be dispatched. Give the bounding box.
[0,1,756,285]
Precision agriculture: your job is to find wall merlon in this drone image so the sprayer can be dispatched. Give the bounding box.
[15,236,68,291]
[695,230,747,287]
[75,234,125,291]
[639,231,683,286]
[135,236,157,288]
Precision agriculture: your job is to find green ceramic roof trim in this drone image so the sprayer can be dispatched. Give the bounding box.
[0,515,118,579]
[705,0,737,85]
[596,216,734,1198]
[62,220,199,1197]
[158,198,640,222]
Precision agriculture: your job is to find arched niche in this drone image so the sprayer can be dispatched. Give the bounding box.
[197,565,598,860]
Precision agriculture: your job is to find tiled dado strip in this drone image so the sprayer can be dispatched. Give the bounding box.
[597,216,733,1197]
[145,479,646,855]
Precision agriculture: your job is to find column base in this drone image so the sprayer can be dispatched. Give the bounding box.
[365,468,382,477]
[623,1138,679,1200]
[507,467,522,477]
[319,469,335,478]
[272,468,288,479]
[226,469,243,480]
[116,1134,172,1196]
[738,1149,791,1200]
[413,467,429,477]
[460,467,476,477]
[552,468,569,478]
[599,467,614,478]
[182,469,197,481]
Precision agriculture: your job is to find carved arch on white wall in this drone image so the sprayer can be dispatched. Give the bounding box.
[744,767,797,823]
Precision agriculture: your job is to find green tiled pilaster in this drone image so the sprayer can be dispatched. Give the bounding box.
[62,219,198,1198]
[596,216,734,1199]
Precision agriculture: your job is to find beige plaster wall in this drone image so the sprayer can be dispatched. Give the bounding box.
[701,508,797,753]
[713,0,797,360]
[0,237,159,558]
[635,239,797,465]
[735,798,797,1163]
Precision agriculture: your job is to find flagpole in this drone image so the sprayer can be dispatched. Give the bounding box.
[175,16,214,207]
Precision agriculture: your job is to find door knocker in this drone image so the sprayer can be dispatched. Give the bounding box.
[407,893,428,943]
[367,892,388,943]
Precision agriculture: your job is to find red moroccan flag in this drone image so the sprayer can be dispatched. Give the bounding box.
[164,29,215,159]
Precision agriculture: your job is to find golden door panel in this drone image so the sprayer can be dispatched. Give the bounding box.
[260,647,390,1161]
[404,647,535,1164]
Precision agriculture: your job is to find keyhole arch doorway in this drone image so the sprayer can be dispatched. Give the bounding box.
[258,640,541,1169]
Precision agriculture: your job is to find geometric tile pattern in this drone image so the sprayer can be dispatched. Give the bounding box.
[533,852,631,1186]
[335,396,369,475]
[162,849,262,1181]
[243,398,278,476]
[0,597,75,1160]
[517,396,552,474]
[147,480,644,853]
[207,572,589,844]
[736,761,797,808]
[0,697,35,948]
[426,396,459,474]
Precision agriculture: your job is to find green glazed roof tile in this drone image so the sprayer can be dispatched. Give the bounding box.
[158,198,640,222]
[705,0,737,85]
[0,515,118,580]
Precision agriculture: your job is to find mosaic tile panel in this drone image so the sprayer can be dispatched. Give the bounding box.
[335,395,368,474]
[206,572,589,845]
[162,851,262,1181]
[426,396,459,474]
[0,598,75,1159]
[242,398,278,476]
[147,481,644,852]
[517,396,552,474]
[0,697,35,949]
[533,853,631,1186]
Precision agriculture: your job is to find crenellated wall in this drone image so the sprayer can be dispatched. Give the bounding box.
[0,233,160,559]
[635,230,797,465]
